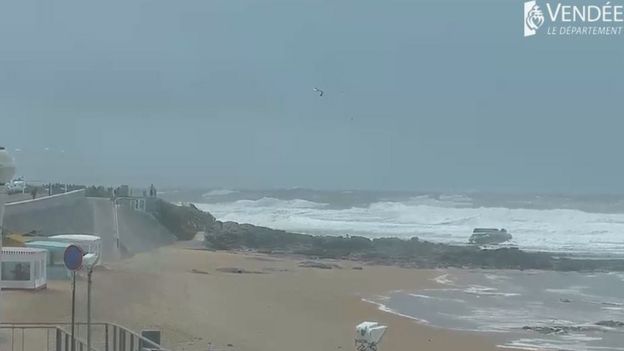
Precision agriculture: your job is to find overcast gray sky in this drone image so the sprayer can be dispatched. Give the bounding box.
[1,0,622,192]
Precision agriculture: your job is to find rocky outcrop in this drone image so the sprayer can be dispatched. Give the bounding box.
[523,321,624,335]
[468,228,512,245]
[151,200,217,240]
[204,220,314,250]
[522,325,599,335]
[154,201,624,272]
[596,320,624,328]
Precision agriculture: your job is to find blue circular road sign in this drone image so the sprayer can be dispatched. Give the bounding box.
[64,244,84,271]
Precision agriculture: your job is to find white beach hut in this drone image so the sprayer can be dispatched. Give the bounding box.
[1,247,47,290]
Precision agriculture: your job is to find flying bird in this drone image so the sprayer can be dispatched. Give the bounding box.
[313,87,324,97]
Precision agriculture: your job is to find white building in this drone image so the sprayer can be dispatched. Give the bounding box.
[0,247,47,290]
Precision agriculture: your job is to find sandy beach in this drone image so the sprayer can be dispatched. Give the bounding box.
[3,246,506,351]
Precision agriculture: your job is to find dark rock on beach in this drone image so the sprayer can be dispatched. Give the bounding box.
[298,261,342,269]
[468,228,512,245]
[522,325,603,335]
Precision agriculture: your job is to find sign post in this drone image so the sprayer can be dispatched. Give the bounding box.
[83,253,100,351]
[64,245,84,351]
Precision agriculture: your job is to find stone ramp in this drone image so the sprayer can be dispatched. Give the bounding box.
[90,197,120,262]
[116,204,176,256]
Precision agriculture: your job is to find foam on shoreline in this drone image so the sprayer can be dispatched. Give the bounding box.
[364,269,624,351]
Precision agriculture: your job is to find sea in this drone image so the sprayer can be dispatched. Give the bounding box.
[365,270,624,350]
[163,188,624,350]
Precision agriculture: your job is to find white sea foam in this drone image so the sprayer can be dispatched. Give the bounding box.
[502,338,624,351]
[607,272,624,282]
[371,270,624,351]
[545,286,590,295]
[202,189,239,197]
[432,273,454,286]
[360,298,430,324]
[463,285,520,297]
[484,273,510,281]
[408,293,435,299]
[408,293,466,303]
[601,306,624,312]
[196,195,624,255]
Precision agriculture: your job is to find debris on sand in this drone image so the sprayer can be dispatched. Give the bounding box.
[190,269,210,275]
[298,261,342,270]
[217,267,264,274]
[262,267,290,272]
[246,256,281,262]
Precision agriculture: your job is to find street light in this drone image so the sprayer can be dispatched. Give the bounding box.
[83,252,100,351]
[0,147,16,277]
[0,147,15,186]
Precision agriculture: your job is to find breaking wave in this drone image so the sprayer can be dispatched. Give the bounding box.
[196,194,624,255]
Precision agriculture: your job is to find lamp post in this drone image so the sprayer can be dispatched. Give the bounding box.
[83,253,100,351]
[0,147,16,295]
[112,199,120,250]
[0,146,15,223]
[63,245,84,351]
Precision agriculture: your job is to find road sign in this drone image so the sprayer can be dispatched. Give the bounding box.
[64,244,83,351]
[64,244,84,271]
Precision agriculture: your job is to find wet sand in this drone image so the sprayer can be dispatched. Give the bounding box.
[3,246,507,351]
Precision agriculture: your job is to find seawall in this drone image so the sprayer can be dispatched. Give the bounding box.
[3,191,175,262]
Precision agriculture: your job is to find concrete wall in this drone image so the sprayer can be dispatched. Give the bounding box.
[5,189,85,216]
[4,190,93,237]
[3,190,175,263]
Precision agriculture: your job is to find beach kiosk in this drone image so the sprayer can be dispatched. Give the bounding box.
[0,247,47,289]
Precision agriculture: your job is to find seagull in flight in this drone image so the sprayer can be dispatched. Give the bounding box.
[313,87,324,97]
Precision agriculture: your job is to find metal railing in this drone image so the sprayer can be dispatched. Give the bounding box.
[0,322,168,351]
